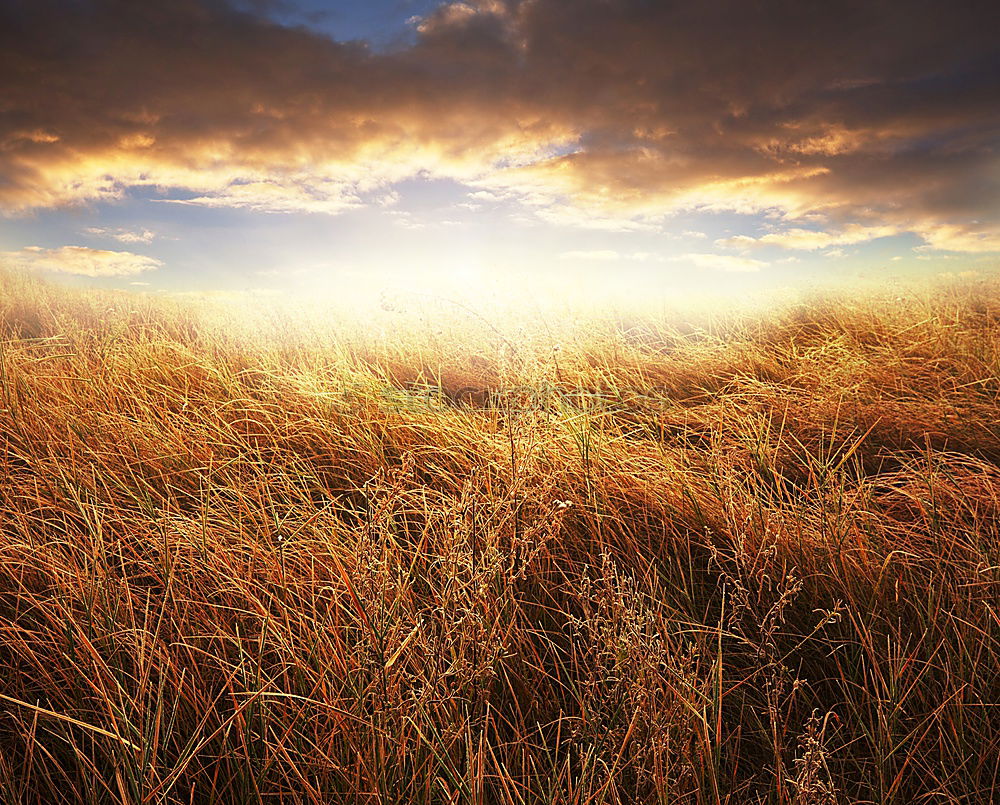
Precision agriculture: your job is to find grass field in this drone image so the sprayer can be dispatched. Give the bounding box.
[1,268,999,803]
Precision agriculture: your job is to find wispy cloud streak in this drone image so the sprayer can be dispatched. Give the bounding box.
[1,246,163,277]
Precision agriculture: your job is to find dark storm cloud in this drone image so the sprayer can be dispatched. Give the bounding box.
[1,0,998,249]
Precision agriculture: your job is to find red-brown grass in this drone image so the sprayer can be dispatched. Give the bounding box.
[1,268,998,803]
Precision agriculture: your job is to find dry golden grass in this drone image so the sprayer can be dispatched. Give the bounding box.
[1,268,999,803]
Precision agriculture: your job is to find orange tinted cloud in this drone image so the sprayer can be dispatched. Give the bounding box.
[1,246,163,277]
[1,0,997,252]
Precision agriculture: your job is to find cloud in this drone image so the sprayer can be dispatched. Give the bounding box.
[0,0,997,252]
[375,190,401,207]
[159,177,364,214]
[719,224,900,251]
[0,246,162,277]
[916,225,1000,253]
[85,226,157,244]
[675,253,767,272]
[559,250,621,261]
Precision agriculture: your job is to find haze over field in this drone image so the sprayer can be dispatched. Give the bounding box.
[0,0,998,295]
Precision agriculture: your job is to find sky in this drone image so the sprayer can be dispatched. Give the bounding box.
[0,0,998,298]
